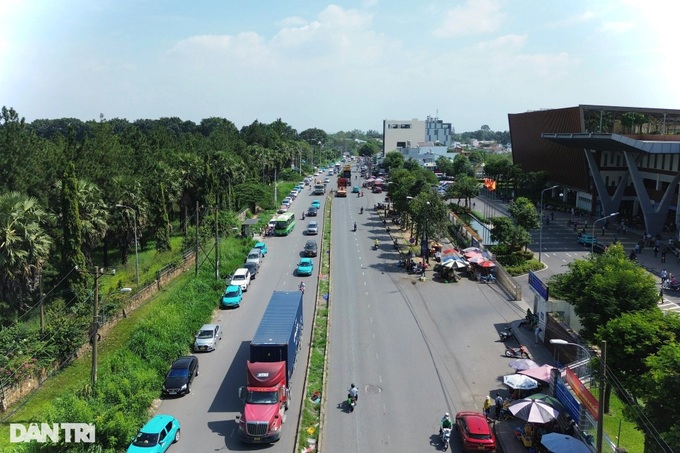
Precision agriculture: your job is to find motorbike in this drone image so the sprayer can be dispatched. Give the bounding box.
[480,274,497,284]
[505,344,530,358]
[373,241,380,250]
[347,394,358,412]
[499,325,514,342]
[360,207,363,214]
[353,223,357,232]
[299,283,305,294]
[663,280,680,291]
[440,427,451,451]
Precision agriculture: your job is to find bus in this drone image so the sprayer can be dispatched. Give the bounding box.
[274,212,296,236]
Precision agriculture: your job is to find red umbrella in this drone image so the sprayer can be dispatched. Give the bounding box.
[467,255,487,264]
[464,251,481,259]
[441,248,457,255]
[479,260,496,268]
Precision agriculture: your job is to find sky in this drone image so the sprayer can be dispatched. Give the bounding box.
[2,0,679,134]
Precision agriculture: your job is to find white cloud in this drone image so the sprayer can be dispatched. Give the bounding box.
[433,0,505,38]
[476,34,527,52]
[598,21,635,34]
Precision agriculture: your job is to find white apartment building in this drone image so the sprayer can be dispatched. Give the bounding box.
[382,116,453,155]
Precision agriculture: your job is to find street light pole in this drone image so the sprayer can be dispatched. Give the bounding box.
[539,185,559,263]
[592,212,619,254]
[116,204,140,287]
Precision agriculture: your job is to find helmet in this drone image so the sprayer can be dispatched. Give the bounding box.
[351,383,356,388]
[444,412,450,418]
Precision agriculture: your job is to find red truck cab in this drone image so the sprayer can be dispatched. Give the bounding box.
[238,361,289,443]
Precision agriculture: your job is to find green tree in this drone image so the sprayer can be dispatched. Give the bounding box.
[507,197,540,232]
[489,217,531,251]
[639,342,680,452]
[0,192,53,318]
[382,151,405,172]
[451,155,474,177]
[446,175,479,207]
[598,310,680,399]
[548,244,658,341]
[59,162,89,303]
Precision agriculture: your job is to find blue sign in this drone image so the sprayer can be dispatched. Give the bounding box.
[555,379,581,422]
[528,271,549,300]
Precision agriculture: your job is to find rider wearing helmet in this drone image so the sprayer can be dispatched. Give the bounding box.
[299,281,306,293]
[440,412,453,434]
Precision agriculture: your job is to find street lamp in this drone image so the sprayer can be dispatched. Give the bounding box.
[116,204,140,287]
[550,339,605,453]
[539,185,559,263]
[591,212,618,254]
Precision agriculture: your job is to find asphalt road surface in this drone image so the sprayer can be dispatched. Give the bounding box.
[156,185,325,453]
[323,189,533,452]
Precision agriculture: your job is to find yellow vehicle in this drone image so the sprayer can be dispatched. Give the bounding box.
[336,186,347,197]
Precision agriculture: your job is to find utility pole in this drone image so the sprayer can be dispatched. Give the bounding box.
[195,201,199,276]
[596,340,606,453]
[91,266,100,388]
[215,206,219,280]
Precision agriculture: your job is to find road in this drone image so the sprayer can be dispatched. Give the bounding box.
[156,184,326,452]
[323,188,544,452]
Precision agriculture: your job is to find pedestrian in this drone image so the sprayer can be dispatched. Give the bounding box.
[661,269,668,283]
[573,222,578,232]
[494,393,503,420]
[601,226,605,236]
[550,212,554,221]
[534,326,542,345]
[662,249,667,263]
[483,396,492,418]
[473,202,476,209]
[654,245,659,257]
[639,240,645,252]
[634,243,640,254]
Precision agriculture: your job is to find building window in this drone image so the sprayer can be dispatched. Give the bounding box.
[397,141,406,148]
[400,124,411,129]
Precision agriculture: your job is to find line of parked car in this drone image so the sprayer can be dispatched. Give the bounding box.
[126,240,271,452]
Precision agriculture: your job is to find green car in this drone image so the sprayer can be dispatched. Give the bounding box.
[296,258,314,276]
[127,414,180,452]
[254,241,267,256]
[221,285,243,308]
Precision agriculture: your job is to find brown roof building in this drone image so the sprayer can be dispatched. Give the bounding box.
[508,105,680,236]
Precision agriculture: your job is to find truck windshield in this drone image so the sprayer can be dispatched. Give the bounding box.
[245,390,278,404]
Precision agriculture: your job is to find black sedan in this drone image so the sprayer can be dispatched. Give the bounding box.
[307,206,318,217]
[162,356,199,396]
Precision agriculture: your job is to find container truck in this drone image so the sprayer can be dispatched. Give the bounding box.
[337,164,351,188]
[237,291,304,443]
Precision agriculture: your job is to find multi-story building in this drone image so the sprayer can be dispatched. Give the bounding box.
[509,105,680,236]
[382,116,453,155]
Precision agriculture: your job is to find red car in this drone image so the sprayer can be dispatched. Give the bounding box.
[455,411,496,452]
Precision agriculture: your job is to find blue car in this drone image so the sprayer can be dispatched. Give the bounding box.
[297,258,314,276]
[127,414,180,452]
[254,241,267,256]
[221,285,243,308]
[311,200,321,209]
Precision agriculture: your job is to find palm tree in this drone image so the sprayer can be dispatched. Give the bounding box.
[0,192,53,318]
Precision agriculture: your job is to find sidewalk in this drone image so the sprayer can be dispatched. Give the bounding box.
[475,193,680,314]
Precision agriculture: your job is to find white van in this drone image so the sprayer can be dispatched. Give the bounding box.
[230,268,252,291]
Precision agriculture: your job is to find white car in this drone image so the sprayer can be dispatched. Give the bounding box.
[282,197,292,207]
[230,268,252,291]
[306,221,319,235]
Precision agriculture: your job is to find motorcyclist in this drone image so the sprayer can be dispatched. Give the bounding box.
[353,222,357,231]
[347,383,359,403]
[360,207,363,214]
[299,281,306,293]
[374,239,380,249]
[440,412,453,435]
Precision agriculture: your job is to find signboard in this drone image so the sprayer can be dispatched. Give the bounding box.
[564,367,599,421]
[528,271,549,301]
[554,379,581,422]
